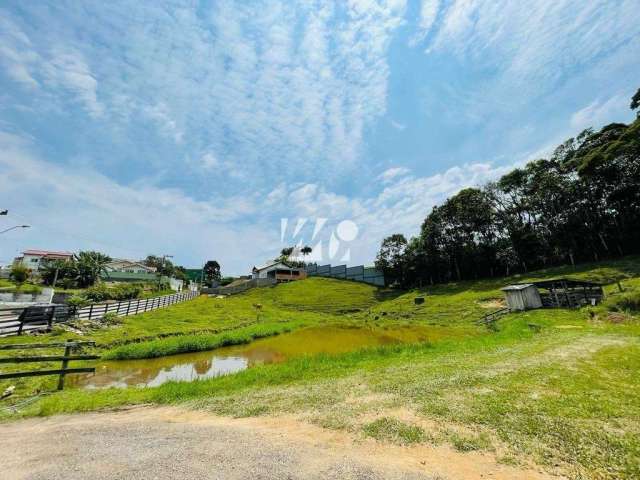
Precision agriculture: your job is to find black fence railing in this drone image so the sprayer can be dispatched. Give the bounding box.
[0,290,200,337]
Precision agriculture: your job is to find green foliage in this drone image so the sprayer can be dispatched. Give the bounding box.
[203,260,221,286]
[39,259,78,286]
[103,323,292,360]
[12,283,42,294]
[84,283,143,302]
[102,312,123,326]
[74,251,112,287]
[66,294,89,308]
[9,263,29,284]
[605,289,640,312]
[375,233,408,286]
[219,276,235,286]
[631,87,640,112]
[83,284,111,302]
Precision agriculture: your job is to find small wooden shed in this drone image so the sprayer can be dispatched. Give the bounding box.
[501,284,543,311]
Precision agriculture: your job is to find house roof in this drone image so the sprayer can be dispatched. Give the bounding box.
[106,259,156,271]
[252,261,295,272]
[22,249,73,258]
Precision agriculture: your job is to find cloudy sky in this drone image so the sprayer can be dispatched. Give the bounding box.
[1,0,638,274]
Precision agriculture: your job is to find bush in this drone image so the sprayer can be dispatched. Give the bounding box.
[606,289,640,312]
[84,284,111,302]
[9,264,29,284]
[66,294,89,308]
[110,283,143,300]
[102,312,123,325]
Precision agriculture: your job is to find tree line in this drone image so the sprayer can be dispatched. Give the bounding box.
[376,88,640,287]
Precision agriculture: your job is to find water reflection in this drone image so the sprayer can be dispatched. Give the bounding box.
[71,325,467,389]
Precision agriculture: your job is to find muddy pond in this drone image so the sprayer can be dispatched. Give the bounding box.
[70,325,469,389]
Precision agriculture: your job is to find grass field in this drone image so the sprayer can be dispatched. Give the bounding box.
[1,256,640,479]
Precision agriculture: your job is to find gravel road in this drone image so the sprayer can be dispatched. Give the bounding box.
[0,406,557,480]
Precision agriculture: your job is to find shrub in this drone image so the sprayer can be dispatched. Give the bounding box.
[606,289,640,312]
[102,312,123,325]
[84,284,111,302]
[66,294,89,308]
[9,264,29,284]
[110,283,143,300]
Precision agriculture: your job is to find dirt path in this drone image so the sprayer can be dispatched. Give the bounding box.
[0,406,560,480]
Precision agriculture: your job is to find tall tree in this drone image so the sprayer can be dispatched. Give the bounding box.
[375,234,408,286]
[203,260,221,286]
[75,251,111,287]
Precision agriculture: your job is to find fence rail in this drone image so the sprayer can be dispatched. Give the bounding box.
[0,290,200,337]
[0,340,97,390]
[75,290,199,322]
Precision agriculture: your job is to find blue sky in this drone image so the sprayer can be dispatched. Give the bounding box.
[1,0,638,275]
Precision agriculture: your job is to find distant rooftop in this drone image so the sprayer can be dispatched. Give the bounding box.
[22,249,73,257]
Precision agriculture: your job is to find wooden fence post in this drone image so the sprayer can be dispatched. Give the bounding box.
[57,340,73,390]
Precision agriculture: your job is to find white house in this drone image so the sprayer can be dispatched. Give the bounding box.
[14,249,73,271]
[251,261,306,283]
[104,259,157,274]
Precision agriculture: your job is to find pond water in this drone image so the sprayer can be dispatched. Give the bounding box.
[70,325,466,389]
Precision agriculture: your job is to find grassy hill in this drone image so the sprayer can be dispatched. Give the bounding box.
[2,256,640,478]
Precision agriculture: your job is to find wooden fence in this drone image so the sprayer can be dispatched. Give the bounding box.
[75,290,199,322]
[0,290,200,337]
[0,305,75,337]
[0,340,98,390]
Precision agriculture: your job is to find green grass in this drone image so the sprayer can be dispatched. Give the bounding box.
[1,256,640,479]
[363,417,428,444]
[102,322,296,360]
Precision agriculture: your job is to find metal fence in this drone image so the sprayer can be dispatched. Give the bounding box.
[305,263,385,286]
[0,290,200,337]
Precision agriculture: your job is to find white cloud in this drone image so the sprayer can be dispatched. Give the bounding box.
[143,103,183,143]
[200,152,219,170]
[419,0,640,98]
[390,119,407,130]
[570,93,631,131]
[377,166,410,183]
[410,0,440,46]
[42,49,104,118]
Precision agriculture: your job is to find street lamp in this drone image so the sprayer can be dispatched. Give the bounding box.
[0,225,30,234]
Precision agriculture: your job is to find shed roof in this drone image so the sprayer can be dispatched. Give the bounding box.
[530,278,603,289]
[501,283,535,291]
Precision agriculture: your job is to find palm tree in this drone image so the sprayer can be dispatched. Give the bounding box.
[300,245,312,263]
[74,251,112,287]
